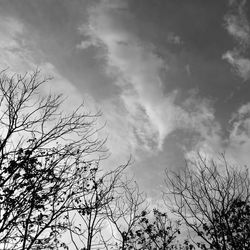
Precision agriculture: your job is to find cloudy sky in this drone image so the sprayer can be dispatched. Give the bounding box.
[1,0,250,196]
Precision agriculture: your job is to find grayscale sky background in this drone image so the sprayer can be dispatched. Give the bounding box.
[1,0,250,198]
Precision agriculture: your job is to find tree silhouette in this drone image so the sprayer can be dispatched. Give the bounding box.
[106,179,147,249]
[201,197,250,250]
[3,70,250,250]
[124,208,187,250]
[165,153,250,250]
[66,161,128,250]
[0,70,104,249]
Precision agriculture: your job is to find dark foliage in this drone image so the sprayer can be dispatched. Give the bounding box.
[165,153,250,250]
[201,198,250,250]
[0,70,103,249]
[124,209,193,250]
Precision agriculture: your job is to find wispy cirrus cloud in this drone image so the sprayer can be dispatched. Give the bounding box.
[222,51,250,80]
[78,0,220,159]
[0,15,86,113]
[226,0,250,46]
[229,102,250,145]
[223,0,250,80]
[78,0,175,152]
[0,16,36,74]
[186,100,250,167]
[226,102,250,165]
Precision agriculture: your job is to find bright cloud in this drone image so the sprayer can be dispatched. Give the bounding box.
[78,0,220,161]
[0,1,226,172]
[1,0,250,203]
[0,16,36,74]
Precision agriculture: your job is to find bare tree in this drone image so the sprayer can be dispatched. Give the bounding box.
[106,178,148,250]
[0,70,104,249]
[165,153,250,250]
[67,161,129,250]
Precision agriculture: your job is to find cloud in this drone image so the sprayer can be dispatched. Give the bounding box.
[181,97,223,162]
[167,32,182,45]
[222,50,250,80]
[186,100,250,169]
[76,24,101,50]
[225,102,250,165]
[0,13,104,168]
[225,0,249,46]
[78,0,172,152]
[38,62,92,111]
[0,1,223,172]
[78,0,220,159]
[229,103,250,144]
[223,0,250,80]
[0,14,88,115]
[0,16,36,73]
[0,16,23,49]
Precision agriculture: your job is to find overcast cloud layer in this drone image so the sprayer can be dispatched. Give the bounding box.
[0,0,250,194]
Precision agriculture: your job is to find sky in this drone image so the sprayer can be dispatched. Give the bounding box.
[0,0,250,197]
